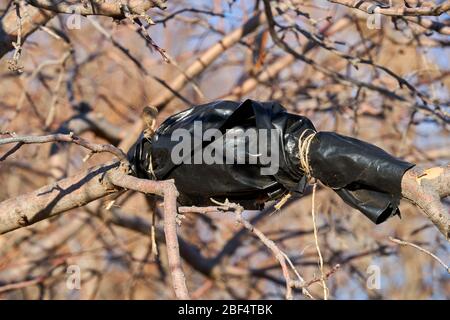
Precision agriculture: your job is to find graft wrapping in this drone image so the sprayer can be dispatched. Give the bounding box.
[129,99,414,224]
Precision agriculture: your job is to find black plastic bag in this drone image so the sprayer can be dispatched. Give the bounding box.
[128,99,414,224]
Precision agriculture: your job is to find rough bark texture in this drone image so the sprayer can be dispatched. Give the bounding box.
[0,162,122,234]
[108,173,189,299]
[401,165,450,240]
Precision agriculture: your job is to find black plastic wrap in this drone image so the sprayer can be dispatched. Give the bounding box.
[128,99,414,224]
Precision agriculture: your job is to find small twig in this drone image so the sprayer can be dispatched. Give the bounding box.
[16,51,72,113]
[129,15,170,63]
[180,200,314,299]
[401,165,450,241]
[150,223,158,257]
[232,202,294,300]
[44,53,71,130]
[0,259,66,293]
[119,1,169,62]
[7,0,23,73]
[0,133,128,163]
[389,237,450,273]
[281,251,314,299]
[292,264,340,289]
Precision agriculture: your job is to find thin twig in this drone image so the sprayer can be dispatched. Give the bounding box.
[44,59,68,130]
[401,166,450,241]
[389,237,449,273]
[0,132,128,163]
[180,200,314,299]
[0,259,66,293]
[329,0,450,17]
[292,264,340,289]
[7,0,23,73]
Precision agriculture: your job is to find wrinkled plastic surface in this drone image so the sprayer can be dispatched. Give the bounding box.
[128,99,414,224]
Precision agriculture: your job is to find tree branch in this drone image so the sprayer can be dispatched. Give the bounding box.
[0,161,122,234]
[0,131,189,299]
[0,5,55,58]
[25,0,165,17]
[401,165,450,241]
[0,0,166,58]
[179,201,314,300]
[0,133,128,162]
[329,0,450,17]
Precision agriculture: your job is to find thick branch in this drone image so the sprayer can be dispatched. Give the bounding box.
[0,161,122,234]
[401,166,450,241]
[0,129,189,299]
[0,160,190,299]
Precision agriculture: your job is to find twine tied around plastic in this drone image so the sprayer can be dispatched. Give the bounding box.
[297,129,317,181]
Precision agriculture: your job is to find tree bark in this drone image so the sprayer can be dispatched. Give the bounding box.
[401,165,450,240]
[0,162,122,234]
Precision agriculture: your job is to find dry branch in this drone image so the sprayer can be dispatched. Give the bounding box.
[179,201,314,299]
[25,0,166,16]
[329,0,450,17]
[389,237,449,273]
[0,159,190,299]
[0,132,189,299]
[0,5,55,58]
[0,133,128,162]
[0,0,166,58]
[401,166,450,241]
